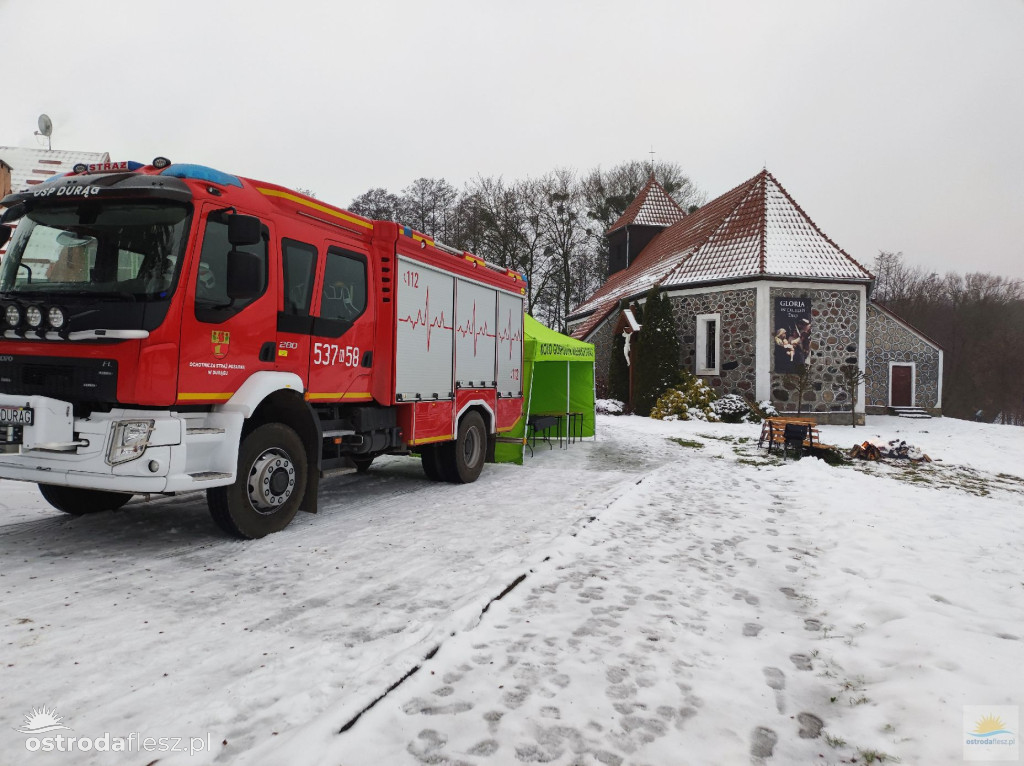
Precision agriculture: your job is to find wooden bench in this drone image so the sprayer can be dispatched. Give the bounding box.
[758,417,835,454]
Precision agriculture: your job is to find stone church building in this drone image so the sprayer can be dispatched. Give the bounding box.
[567,170,943,422]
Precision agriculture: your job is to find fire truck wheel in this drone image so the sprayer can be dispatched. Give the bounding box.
[443,411,486,484]
[207,423,308,539]
[420,445,447,481]
[38,485,133,515]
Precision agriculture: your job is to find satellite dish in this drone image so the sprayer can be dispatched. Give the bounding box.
[37,114,53,137]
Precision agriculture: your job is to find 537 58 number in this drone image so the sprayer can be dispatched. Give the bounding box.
[312,343,360,367]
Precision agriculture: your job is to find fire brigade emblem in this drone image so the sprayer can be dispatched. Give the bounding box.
[211,330,230,359]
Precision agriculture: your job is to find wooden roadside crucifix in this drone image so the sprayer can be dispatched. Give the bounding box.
[614,306,642,411]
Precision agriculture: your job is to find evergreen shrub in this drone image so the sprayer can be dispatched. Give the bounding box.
[650,371,720,421]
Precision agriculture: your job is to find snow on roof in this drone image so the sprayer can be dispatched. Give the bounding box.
[570,170,873,340]
[0,147,112,257]
[0,146,111,194]
[606,174,686,235]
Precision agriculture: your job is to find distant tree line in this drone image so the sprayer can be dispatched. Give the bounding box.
[347,161,704,331]
[873,252,1024,424]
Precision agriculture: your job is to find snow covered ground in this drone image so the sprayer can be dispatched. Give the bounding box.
[0,415,1021,765]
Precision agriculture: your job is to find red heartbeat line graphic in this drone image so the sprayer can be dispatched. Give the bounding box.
[455,301,496,356]
[398,286,453,351]
[497,311,524,359]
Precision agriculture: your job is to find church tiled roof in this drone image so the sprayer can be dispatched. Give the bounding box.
[605,174,687,235]
[569,170,872,340]
[0,147,111,194]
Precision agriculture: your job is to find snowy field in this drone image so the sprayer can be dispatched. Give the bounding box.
[0,415,1021,765]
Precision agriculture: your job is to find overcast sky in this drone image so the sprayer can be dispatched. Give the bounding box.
[3,0,1023,280]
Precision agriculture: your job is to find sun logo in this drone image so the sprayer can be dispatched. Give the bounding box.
[970,714,1013,737]
[15,706,72,734]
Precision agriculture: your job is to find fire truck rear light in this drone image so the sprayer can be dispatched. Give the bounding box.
[152,156,171,169]
[107,420,155,465]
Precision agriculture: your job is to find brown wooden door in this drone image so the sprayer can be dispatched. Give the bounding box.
[891,365,913,406]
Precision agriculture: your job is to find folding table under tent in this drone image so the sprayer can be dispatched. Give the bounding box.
[494,315,596,464]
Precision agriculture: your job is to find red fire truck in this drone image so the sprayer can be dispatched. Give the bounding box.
[0,158,525,537]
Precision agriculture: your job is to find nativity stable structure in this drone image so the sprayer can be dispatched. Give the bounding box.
[567,170,942,423]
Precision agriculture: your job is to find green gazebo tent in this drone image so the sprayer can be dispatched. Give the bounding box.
[494,315,596,464]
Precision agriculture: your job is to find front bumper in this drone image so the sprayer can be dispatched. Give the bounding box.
[0,394,243,493]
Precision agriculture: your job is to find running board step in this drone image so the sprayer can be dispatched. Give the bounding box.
[189,471,232,481]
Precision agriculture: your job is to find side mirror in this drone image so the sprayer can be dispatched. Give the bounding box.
[227,214,261,247]
[1,203,26,224]
[0,225,11,250]
[225,249,263,301]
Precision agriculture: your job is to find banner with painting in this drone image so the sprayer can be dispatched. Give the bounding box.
[773,297,811,373]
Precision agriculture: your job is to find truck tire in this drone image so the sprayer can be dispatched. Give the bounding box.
[441,411,486,484]
[207,423,308,539]
[420,445,446,481]
[38,485,133,515]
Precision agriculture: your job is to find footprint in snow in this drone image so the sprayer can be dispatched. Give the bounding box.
[743,623,763,637]
[750,726,778,761]
[733,590,760,606]
[402,698,473,716]
[763,667,786,713]
[763,667,785,690]
[789,653,813,671]
[797,712,824,739]
[406,729,447,761]
[468,739,500,756]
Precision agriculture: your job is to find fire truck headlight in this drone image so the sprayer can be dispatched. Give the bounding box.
[25,306,43,328]
[4,304,20,327]
[47,306,66,330]
[108,420,155,465]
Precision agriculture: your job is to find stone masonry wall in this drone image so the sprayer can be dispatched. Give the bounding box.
[588,309,619,398]
[770,287,861,414]
[865,304,941,412]
[669,288,758,398]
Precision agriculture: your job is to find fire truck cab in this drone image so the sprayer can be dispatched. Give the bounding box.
[0,159,525,538]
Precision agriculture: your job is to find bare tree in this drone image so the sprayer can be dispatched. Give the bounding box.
[840,365,867,427]
[348,187,400,221]
[873,252,1024,422]
[785,362,814,416]
[398,178,458,241]
[344,157,705,330]
[536,169,594,330]
[581,159,705,234]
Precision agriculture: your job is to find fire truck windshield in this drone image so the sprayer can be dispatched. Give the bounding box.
[0,201,192,299]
